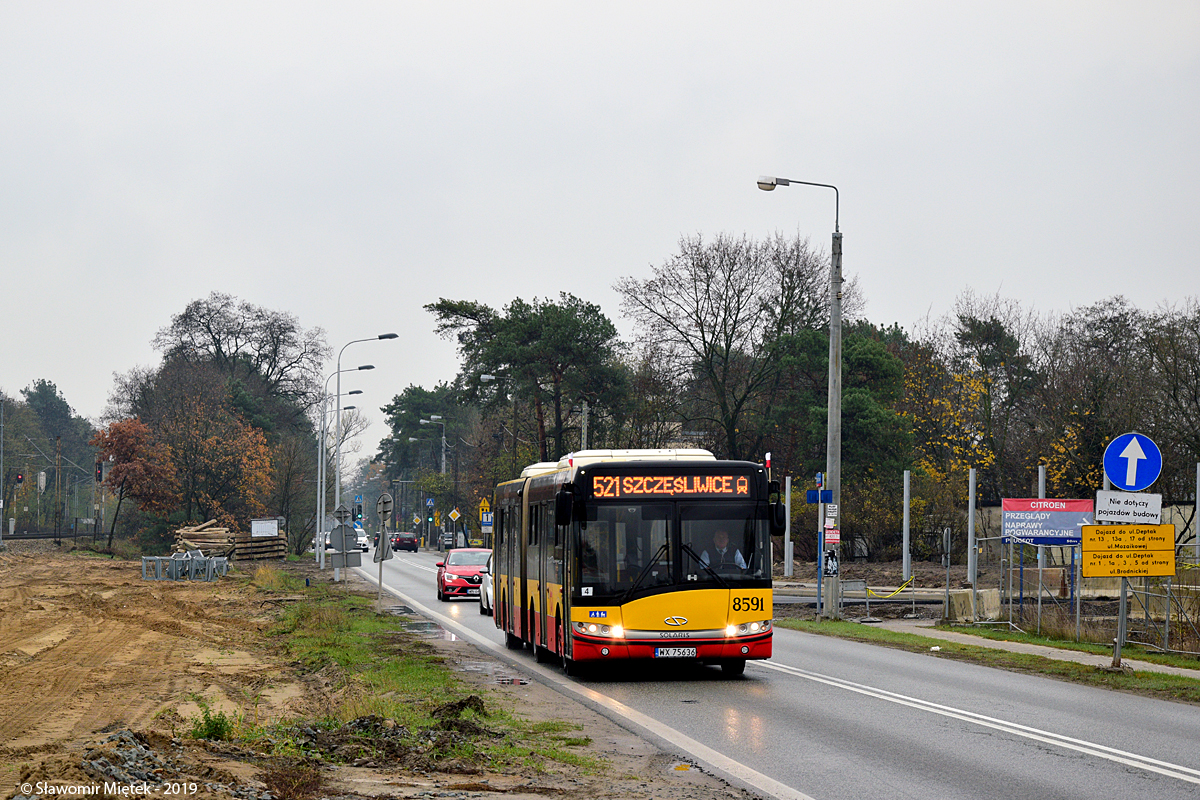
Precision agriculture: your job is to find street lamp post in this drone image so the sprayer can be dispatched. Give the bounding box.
[420,416,447,475]
[317,365,370,567]
[335,333,398,514]
[393,478,415,533]
[758,175,843,618]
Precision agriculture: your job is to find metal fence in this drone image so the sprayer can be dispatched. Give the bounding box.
[141,550,229,582]
[973,534,1200,655]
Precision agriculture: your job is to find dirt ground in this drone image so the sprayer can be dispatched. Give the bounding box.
[0,541,758,800]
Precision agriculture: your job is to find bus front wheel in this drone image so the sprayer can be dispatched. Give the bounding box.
[721,659,746,677]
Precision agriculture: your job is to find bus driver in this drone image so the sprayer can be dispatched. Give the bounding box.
[701,528,747,570]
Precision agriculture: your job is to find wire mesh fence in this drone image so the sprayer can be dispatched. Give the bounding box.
[973,534,1200,654]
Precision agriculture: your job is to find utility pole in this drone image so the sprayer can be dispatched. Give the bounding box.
[511,397,519,477]
[582,399,589,450]
[54,436,63,545]
[0,397,5,549]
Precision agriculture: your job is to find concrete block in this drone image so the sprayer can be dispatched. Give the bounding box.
[945,588,1000,621]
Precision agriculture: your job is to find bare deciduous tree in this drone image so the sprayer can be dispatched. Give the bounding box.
[615,232,852,460]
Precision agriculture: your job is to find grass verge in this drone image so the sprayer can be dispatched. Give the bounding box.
[773,618,1200,705]
[229,566,602,774]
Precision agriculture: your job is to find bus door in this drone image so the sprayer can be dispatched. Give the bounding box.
[496,502,512,631]
[548,508,565,654]
[520,491,535,642]
[499,496,524,638]
[534,502,547,648]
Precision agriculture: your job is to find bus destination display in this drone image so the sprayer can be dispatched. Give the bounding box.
[592,474,751,499]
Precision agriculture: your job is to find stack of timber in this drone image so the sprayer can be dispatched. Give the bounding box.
[174,520,286,561]
[235,529,287,561]
[174,521,234,557]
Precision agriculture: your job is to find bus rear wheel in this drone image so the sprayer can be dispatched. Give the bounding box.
[505,631,523,650]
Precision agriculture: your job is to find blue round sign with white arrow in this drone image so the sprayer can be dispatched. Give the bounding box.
[1102,432,1162,492]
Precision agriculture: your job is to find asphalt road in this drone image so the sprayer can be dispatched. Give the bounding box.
[354,547,1200,800]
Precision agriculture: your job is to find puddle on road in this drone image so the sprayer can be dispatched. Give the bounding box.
[384,605,415,615]
[461,660,529,685]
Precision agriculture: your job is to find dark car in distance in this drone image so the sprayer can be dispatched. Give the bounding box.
[391,530,419,552]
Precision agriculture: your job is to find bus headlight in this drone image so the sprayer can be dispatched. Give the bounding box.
[727,620,771,637]
[574,621,625,639]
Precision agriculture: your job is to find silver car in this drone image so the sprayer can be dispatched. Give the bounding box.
[478,551,494,616]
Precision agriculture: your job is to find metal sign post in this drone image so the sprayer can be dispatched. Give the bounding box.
[331,504,352,581]
[374,493,394,607]
[943,527,951,619]
[1097,432,1165,668]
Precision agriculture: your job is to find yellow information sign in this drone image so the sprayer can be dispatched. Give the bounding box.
[478,497,490,515]
[1081,524,1175,577]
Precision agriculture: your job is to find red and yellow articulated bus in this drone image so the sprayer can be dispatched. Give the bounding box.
[492,449,786,677]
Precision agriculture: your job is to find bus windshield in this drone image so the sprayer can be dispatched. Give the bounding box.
[577,501,769,600]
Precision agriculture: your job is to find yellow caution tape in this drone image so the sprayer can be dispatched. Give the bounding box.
[865,577,914,598]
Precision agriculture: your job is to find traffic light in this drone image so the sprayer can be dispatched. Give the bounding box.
[15,472,23,484]
[96,461,104,482]
[353,503,363,521]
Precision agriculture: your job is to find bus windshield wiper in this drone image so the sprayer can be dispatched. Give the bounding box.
[681,543,728,587]
[621,542,670,603]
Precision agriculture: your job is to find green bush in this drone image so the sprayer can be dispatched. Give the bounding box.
[190,698,236,740]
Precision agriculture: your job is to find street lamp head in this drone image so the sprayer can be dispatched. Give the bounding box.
[348,390,363,396]
[344,405,356,411]
[408,437,419,442]
[357,364,375,371]
[757,176,778,191]
[480,374,496,382]
[420,419,431,425]
[378,333,399,340]
[428,414,443,420]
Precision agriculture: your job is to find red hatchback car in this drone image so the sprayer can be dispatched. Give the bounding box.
[436,547,491,601]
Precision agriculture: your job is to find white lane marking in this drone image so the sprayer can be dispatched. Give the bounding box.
[355,566,815,800]
[561,677,818,800]
[760,660,1200,786]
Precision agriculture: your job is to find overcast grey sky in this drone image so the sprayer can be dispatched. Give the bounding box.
[3,2,1198,453]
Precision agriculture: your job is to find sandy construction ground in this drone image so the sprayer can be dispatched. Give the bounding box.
[0,542,756,800]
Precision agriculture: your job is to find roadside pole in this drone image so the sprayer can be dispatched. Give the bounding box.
[783,476,792,579]
[375,493,394,608]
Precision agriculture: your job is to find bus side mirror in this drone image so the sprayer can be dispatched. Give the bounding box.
[555,489,574,527]
[770,501,787,535]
